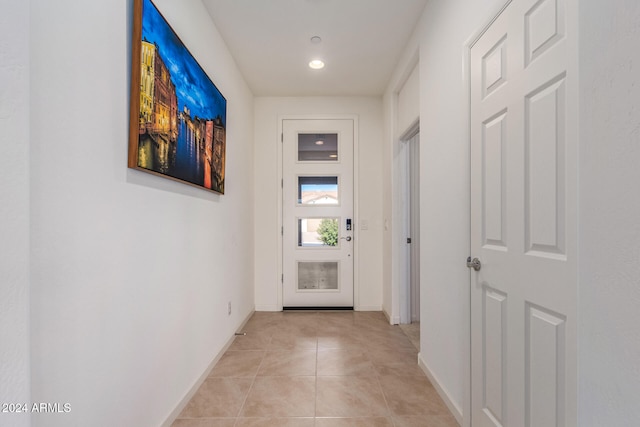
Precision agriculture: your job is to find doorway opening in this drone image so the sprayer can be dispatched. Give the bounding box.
[399,126,420,349]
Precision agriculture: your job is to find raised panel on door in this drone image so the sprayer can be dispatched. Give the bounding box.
[525,74,567,259]
[525,0,565,66]
[525,303,566,427]
[482,286,507,427]
[483,110,508,250]
[482,35,508,99]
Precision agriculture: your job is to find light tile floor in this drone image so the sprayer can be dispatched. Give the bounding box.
[172,311,458,427]
[398,322,420,351]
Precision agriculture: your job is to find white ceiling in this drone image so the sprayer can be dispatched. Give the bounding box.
[201,0,428,97]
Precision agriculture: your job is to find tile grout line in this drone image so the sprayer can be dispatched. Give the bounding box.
[372,341,397,427]
[232,333,272,426]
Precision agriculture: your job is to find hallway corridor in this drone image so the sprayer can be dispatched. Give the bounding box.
[172,311,457,427]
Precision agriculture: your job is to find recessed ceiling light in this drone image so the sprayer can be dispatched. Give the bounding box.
[310,36,322,44]
[309,59,325,70]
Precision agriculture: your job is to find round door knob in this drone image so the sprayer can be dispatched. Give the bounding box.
[340,236,352,242]
[466,256,481,271]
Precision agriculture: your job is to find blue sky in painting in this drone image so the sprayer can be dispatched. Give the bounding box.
[142,0,226,125]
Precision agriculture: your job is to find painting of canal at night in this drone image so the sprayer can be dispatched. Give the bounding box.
[128,0,227,194]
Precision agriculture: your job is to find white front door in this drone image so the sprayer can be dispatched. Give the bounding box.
[282,119,354,308]
[470,0,577,426]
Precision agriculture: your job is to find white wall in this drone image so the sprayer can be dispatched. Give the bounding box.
[384,0,504,419]
[0,2,30,427]
[27,0,255,426]
[397,64,420,136]
[254,97,384,311]
[578,2,640,425]
[418,0,503,417]
[382,34,419,324]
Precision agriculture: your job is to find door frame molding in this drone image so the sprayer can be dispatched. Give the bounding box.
[397,122,420,326]
[276,114,360,310]
[463,2,513,426]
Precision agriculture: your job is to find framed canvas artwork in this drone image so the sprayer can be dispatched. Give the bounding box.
[128,0,227,194]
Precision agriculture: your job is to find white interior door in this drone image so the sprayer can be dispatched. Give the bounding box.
[282,119,354,308]
[470,0,577,426]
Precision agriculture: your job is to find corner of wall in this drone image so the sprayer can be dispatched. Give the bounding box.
[418,353,463,426]
[160,309,255,426]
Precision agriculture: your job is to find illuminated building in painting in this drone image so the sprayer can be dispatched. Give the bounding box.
[152,46,178,142]
[139,41,155,132]
[138,40,178,143]
[212,117,226,191]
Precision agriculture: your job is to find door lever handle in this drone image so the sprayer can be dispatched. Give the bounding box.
[467,256,481,271]
[340,236,352,242]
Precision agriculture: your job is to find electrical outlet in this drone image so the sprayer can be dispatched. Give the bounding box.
[228,301,232,316]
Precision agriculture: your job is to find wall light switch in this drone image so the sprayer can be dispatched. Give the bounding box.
[361,219,368,230]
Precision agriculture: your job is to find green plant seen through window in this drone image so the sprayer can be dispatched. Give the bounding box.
[317,218,338,246]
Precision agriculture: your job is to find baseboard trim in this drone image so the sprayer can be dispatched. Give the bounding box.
[254,305,383,312]
[382,308,391,323]
[254,304,280,312]
[418,352,463,426]
[381,307,400,325]
[161,310,255,427]
[353,305,382,311]
[283,306,353,311]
